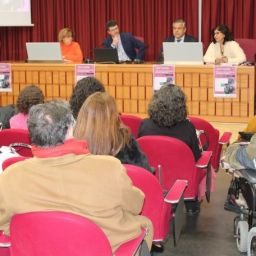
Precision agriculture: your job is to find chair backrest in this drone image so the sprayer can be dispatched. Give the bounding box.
[235,38,256,63]
[134,36,144,43]
[120,114,143,139]
[10,211,113,256]
[188,116,219,170]
[0,129,32,157]
[124,164,171,241]
[137,136,198,199]
[2,156,28,171]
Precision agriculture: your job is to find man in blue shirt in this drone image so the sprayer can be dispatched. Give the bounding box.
[103,20,146,62]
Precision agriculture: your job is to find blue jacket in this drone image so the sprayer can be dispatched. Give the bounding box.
[103,32,146,61]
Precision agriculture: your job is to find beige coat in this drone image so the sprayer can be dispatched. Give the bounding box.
[0,154,153,252]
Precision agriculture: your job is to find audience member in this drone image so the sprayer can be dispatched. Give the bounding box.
[9,85,44,130]
[69,77,105,119]
[203,24,246,64]
[138,83,202,214]
[74,92,153,172]
[0,100,153,252]
[103,20,146,62]
[138,83,201,161]
[58,27,83,63]
[224,133,256,170]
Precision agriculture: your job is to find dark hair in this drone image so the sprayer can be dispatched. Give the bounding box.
[16,85,44,114]
[212,24,234,44]
[69,77,105,119]
[106,20,118,30]
[148,84,187,127]
[28,100,75,147]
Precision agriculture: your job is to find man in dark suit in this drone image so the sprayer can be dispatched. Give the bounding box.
[160,19,197,61]
[103,20,146,62]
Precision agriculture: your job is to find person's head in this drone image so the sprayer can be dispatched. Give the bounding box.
[172,19,187,39]
[74,92,130,155]
[212,24,234,44]
[106,20,120,38]
[58,27,73,45]
[28,100,75,148]
[69,77,105,119]
[148,83,187,127]
[16,85,44,114]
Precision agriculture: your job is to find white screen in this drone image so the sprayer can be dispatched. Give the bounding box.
[0,0,33,26]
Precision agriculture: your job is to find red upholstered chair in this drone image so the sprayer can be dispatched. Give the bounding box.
[0,211,147,256]
[135,36,144,43]
[2,156,28,171]
[235,38,256,63]
[188,116,232,172]
[0,129,32,157]
[137,136,212,202]
[125,164,187,245]
[120,114,143,138]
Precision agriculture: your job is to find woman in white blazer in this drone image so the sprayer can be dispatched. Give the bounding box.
[204,24,246,65]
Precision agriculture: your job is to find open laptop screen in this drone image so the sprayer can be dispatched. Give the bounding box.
[94,48,119,64]
[163,42,203,65]
[26,42,63,62]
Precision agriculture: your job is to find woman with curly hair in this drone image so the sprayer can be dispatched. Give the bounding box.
[69,77,105,119]
[9,85,44,130]
[139,84,203,215]
[74,92,153,172]
[138,83,201,161]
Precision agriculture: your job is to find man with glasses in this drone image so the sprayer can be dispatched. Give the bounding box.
[103,20,146,63]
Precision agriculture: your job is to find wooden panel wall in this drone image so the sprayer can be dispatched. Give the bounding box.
[1,63,255,122]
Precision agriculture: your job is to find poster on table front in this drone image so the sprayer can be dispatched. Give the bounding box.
[75,64,96,82]
[0,64,11,92]
[214,66,237,98]
[153,65,175,91]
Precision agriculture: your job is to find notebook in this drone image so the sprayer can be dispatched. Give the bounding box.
[93,48,119,64]
[26,42,63,62]
[163,42,203,65]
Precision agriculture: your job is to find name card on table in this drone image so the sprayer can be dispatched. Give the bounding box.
[153,64,175,91]
[214,66,237,98]
[75,64,96,82]
[0,64,11,92]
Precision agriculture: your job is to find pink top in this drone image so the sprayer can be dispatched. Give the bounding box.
[9,113,28,130]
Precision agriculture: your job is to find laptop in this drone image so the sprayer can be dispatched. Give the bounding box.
[163,42,203,65]
[94,48,119,64]
[26,42,63,62]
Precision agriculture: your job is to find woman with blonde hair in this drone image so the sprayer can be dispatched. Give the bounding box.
[58,27,83,63]
[74,92,153,172]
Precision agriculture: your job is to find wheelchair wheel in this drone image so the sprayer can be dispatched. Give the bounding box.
[247,227,256,256]
[236,220,248,253]
[234,216,240,235]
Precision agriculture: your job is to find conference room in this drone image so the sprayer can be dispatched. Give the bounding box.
[0,0,256,255]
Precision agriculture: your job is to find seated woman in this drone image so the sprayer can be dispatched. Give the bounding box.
[138,83,203,214]
[74,92,153,172]
[138,83,201,162]
[58,27,83,63]
[9,85,44,130]
[69,77,105,119]
[203,24,246,65]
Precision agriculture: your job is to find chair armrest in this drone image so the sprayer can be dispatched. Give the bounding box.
[196,151,212,168]
[164,180,188,204]
[219,132,232,145]
[0,232,10,247]
[115,228,148,256]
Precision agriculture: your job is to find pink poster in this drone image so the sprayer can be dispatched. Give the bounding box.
[75,64,95,82]
[0,64,11,92]
[153,64,175,91]
[214,66,237,98]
